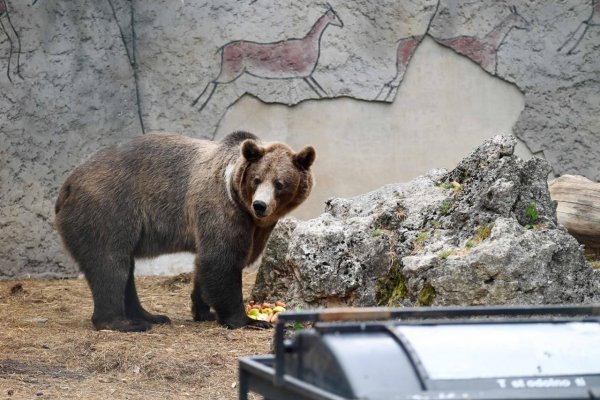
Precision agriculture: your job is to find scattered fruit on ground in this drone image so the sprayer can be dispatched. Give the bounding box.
[245,300,287,323]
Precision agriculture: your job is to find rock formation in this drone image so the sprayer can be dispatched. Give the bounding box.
[252,135,600,308]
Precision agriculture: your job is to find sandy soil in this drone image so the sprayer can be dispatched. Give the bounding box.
[0,271,271,399]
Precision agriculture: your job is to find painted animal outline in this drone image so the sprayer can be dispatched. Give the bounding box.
[0,0,23,83]
[376,35,423,101]
[558,0,600,54]
[191,4,344,112]
[431,6,530,74]
[375,0,438,101]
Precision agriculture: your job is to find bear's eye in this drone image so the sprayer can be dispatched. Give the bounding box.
[274,180,284,191]
[253,177,262,187]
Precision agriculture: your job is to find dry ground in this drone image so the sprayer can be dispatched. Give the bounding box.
[0,271,272,399]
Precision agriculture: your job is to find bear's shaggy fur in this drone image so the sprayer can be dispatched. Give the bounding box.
[54,131,315,331]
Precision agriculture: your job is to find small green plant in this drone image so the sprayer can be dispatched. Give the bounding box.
[440,201,451,216]
[430,220,441,229]
[416,231,428,243]
[438,181,462,195]
[371,229,382,237]
[438,249,453,259]
[294,307,303,331]
[525,202,539,224]
[413,231,428,253]
[475,224,492,242]
[460,224,493,252]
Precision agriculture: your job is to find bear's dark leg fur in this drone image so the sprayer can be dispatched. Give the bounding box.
[125,259,171,325]
[83,254,152,332]
[191,257,217,322]
[193,223,271,329]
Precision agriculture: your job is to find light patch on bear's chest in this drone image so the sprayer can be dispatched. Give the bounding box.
[224,163,235,204]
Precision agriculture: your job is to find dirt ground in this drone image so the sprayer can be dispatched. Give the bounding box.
[0,271,272,400]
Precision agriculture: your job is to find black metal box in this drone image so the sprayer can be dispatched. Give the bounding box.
[239,305,600,400]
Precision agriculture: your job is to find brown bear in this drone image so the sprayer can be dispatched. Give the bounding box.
[54,131,315,332]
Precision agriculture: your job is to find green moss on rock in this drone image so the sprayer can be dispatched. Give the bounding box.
[418,283,436,306]
[375,261,407,306]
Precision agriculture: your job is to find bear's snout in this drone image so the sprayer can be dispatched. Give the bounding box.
[252,200,267,217]
[252,182,275,218]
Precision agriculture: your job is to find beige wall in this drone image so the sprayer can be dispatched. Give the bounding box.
[136,37,531,275]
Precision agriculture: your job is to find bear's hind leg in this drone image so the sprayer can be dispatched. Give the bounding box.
[84,255,152,332]
[125,258,171,325]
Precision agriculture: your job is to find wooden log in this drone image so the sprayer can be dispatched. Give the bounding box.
[548,175,600,248]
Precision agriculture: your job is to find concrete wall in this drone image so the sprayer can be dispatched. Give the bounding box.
[1,0,598,278]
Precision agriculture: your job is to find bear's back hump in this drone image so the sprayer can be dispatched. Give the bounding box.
[220,131,258,149]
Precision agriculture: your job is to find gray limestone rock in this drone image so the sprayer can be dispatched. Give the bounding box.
[252,135,600,308]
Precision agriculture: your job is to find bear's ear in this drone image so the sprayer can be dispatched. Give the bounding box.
[241,139,264,162]
[293,146,316,170]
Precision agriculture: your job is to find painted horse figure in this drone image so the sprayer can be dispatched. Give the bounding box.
[431,6,530,74]
[191,4,343,112]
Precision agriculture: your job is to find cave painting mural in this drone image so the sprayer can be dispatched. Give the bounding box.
[375,3,530,101]
[0,0,22,83]
[191,4,343,113]
[431,6,530,75]
[558,0,599,54]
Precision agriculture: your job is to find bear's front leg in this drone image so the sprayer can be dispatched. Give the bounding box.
[191,257,217,322]
[193,227,271,329]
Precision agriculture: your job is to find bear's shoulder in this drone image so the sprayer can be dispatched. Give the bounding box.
[220,131,258,148]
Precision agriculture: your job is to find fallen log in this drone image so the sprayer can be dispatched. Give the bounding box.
[549,175,600,249]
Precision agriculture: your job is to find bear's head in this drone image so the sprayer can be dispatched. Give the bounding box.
[235,139,315,226]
